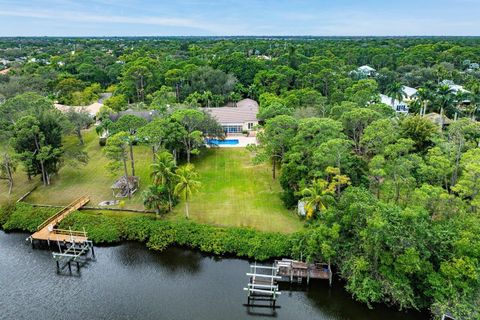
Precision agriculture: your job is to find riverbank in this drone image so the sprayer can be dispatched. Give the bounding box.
[0,231,426,320]
[0,202,295,260]
[0,202,432,319]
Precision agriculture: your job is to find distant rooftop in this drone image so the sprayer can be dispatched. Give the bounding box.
[402,86,417,99]
[110,109,158,122]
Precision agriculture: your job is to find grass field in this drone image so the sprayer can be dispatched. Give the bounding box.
[23,129,153,209]
[171,148,302,233]
[0,129,302,233]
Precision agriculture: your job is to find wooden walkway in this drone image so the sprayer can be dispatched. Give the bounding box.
[30,196,90,244]
[275,258,333,286]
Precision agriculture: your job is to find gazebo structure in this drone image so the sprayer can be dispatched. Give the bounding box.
[111,176,139,198]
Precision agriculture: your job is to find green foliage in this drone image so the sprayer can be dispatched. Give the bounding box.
[104,94,128,112]
[0,204,293,260]
[2,202,56,232]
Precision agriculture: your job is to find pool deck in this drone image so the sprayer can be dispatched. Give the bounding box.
[209,136,258,148]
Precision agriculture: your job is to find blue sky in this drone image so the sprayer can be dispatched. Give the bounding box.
[0,0,479,36]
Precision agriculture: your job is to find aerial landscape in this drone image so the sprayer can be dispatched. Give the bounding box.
[1,1,480,319]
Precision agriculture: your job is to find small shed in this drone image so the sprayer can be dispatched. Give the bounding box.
[111,176,139,198]
[297,201,306,217]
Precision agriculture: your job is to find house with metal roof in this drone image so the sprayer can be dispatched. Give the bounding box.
[204,98,259,135]
[358,65,376,77]
[402,86,418,101]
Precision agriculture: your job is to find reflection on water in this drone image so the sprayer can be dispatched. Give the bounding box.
[0,231,427,320]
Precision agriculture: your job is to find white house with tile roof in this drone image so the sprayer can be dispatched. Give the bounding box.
[204,98,259,134]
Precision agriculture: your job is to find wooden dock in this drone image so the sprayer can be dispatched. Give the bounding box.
[275,258,333,286]
[28,196,96,274]
[30,196,90,244]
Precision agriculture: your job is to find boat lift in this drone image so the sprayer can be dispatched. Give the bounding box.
[244,262,282,308]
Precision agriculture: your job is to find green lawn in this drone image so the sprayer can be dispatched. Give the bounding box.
[7,129,154,209]
[171,148,303,233]
[0,167,38,205]
[1,129,302,233]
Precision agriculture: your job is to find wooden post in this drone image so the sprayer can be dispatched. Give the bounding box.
[68,261,72,273]
[328,261,333,287]
[56,260,60,272]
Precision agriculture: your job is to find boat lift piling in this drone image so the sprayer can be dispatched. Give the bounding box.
[52,237,95,274]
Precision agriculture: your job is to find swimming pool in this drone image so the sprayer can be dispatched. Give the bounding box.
[206,139,239,145]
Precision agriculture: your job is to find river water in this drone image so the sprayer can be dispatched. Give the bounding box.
[0,231,427,320]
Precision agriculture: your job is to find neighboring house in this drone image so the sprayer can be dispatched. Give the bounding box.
[441,80,470,94]
[357,65,377,77]
[204,98,259,134]
[380,94,409,114]
[402,86,418,101]
[109,109,158,122]
[54,102,103,118]
[0,68,10,75]
[467,62,479,72]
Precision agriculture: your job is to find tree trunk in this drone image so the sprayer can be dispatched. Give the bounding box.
[76,128,84,145]
[3,154,13,194]
[152,146,156,163]
[34,135,47,186]
[129,140,135,176]
[122,155,131,199]
[140,75,145,101]
[451,142,463,186]
[168,192,173,212]
[272,157,276,180]
[186,148,191,163]
[185,195,189,219]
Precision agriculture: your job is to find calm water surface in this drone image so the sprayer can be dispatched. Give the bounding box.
[0,231,427,320]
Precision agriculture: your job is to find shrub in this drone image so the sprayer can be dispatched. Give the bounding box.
[2,203,56,232]
[1,204,293,261]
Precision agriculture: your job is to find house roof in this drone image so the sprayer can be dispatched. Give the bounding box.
[425,112,452,126]
[111,176,139,189]
[358,65,376,72]
[402,86,417,99]
[441,80,471,94]
[380,94,405,107]
[54,102,102,117]
[204,98,259,124]
[0,68,11,75]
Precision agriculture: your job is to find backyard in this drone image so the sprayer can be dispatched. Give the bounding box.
[171,148,302,233]
[0,129,302,233]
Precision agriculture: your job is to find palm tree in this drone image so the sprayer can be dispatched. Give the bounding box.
[150,151,177,211]
[436,84,456,117]
[385,82,406,108]
[415,87,435,116]
[300,179,334,219]
[143,184,168,215]
[174,164,201,219]
[202,90,213,108]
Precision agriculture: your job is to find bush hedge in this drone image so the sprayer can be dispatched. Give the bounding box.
[0,203,296,261]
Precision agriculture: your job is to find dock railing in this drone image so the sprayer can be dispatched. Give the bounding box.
[36,195,89,231]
